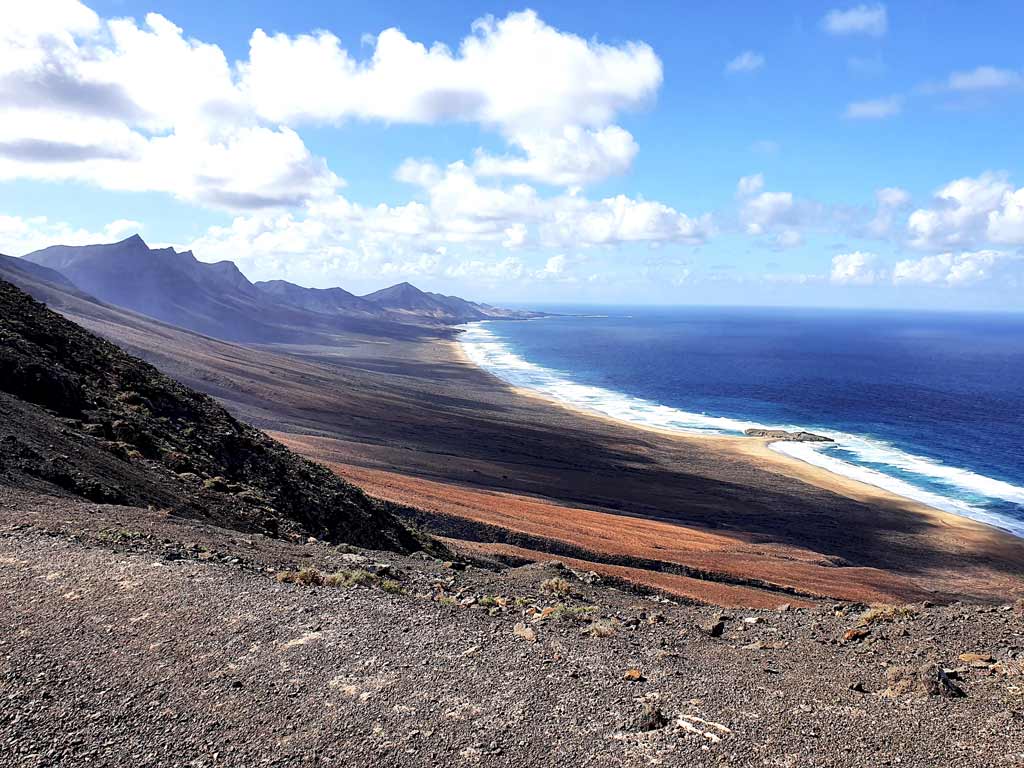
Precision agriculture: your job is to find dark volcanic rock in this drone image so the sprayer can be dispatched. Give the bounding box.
[0,279,419,552]
[744,429,834,443]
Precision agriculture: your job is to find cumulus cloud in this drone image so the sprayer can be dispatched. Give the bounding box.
[741,191,794,235]
[543,192,713,247]
[906,172,1024,249]
[867,186,911,236]
[988,187,1024,244]
[725,51,765,74]
[734,176,824,247]
[0,214,141,256]
[822,5,888,37]
[0,1,664,214]
[182,158,713,285]
[844,95,902,119]
[830,251,883,285]
[473,125,638,186]
[240,11,662,132]
[0,4,340,209]
[893,250,1021,286]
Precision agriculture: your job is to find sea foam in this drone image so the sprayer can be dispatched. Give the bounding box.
[458,321,1024,537]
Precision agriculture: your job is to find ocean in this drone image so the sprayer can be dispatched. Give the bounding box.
[458,306,1024,537]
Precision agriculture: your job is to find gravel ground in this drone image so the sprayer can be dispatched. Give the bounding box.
[2,490,1023,767]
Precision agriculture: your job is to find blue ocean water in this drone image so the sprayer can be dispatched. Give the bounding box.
[458,306,1024,536]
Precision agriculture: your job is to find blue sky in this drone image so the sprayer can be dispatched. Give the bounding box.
[1,1,1023,309]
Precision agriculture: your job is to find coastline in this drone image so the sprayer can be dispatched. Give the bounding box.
[446,335,1018,545]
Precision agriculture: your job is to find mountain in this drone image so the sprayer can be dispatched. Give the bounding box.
[255,279,380,316]
[23,235,286,341]
[21,236,432,343]
[0,276,420,551]
[19,235,540,341]
[362,281,463,319]
[362,281,541,322]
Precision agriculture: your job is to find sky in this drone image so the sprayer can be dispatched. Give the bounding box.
[1,1,1023,309]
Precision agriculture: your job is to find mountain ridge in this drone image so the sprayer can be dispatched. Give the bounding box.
[20,235,541,341]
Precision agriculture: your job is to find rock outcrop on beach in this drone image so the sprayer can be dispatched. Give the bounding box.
[744,428,834,443]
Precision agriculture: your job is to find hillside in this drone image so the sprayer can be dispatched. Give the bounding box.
[363,281,542,322]
[255,279,380,316]
[0,278,419,551]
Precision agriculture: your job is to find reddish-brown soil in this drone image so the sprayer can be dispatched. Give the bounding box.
[273,438,1023,606]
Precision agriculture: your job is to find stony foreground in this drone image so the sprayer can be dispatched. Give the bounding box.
[2,490,1023,767]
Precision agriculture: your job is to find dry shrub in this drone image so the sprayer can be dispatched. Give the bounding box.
[541,577,572,597]
[858,604,917,626]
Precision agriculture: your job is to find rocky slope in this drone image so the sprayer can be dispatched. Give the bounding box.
[2,487,1022,767]
[0,278,419,551]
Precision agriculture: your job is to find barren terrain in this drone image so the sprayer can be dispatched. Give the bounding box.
[3,487,1023,767]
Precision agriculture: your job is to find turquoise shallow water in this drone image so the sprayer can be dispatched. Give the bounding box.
[458,306,1024,536]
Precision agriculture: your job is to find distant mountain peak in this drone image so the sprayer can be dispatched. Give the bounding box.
[119,233,148,247]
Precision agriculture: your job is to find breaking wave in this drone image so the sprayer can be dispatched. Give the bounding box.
[458,321,1024,537]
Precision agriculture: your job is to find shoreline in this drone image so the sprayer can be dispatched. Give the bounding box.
[447,335,1018,543]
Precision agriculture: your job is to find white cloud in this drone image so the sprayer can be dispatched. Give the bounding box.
[893,250,1020,286]
[822,5,888,37]
[906,172,1024,249]
[240,11,662,132]
[545,192,713,247]
[183,158,713,285]
[867,186,911,236]
[237,10,659,186]
[474,125,638,186]
[947,66,1023,92]
[534,254,568,280]
[0,214,141,256]
[0,2,664,209]
[830,251,882,285]
[736,173,765,198]
[844,95,902,119]
[741,191,794,235]
[0,5,340,209]
[725,51,765,74]
[988,187,1024,244]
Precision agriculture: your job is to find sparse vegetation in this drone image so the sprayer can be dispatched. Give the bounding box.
[587,618,619,637]
[549,603,597,623]
[275,567,397,592]
[541,576,572,597]
[858,603,918,626]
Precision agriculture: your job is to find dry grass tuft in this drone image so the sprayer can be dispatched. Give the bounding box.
[587,618,619,637]
[858,603,918,626]
[550,603,598,623]
[541,577,572,597]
